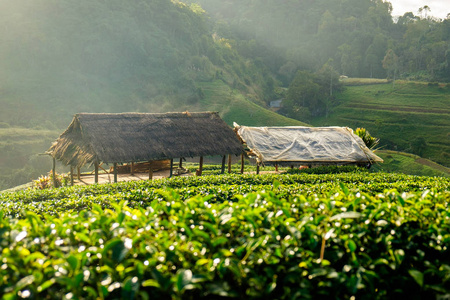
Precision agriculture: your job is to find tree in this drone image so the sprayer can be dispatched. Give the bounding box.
[364,34,388,78]
[418,6,431,19]
[283,71,323,120]
[382,49,399,85]
[315,60,342,118]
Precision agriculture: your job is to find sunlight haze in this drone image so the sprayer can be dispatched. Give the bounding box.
[389,0,449,19]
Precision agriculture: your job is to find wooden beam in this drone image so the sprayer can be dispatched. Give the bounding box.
[131,162,134,176]
[52,157,57,187]
[197,156,204,176]
[256,164,260,175]
[240,153,244,174]
[221,155,226,174]
[169,159,174,177]
[179,157,183,169]
[94,161,99,183]
[113,163,117,183]
[70,166,74,186]
[77,166,81,180]
[228,155,232,173]
[148,161,153,180]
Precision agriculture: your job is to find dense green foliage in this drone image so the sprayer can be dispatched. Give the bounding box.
[280,68,342,120]
[187,0,450,82]
[0,173,449,299]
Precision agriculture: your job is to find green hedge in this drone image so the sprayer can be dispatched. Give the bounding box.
[0,173,448,218]
[0,172,449,299]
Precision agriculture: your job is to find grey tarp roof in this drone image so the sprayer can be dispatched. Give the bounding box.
[235,125,383,165]
[48,112,243,167]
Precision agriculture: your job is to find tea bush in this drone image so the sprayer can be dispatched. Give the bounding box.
[0,173,449,299]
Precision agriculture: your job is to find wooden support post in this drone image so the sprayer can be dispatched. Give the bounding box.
[169,159,174,177]
[70,166,74,186]
[275,163,278,172]
[52,157,57,187]
[197,156,204,176]
[179,157,183,169]
[113,163,117,183]
[148,161,153,180]
[221,155,226,174]
[94,161,99,183]
[240,153,244,174]
[228,155,232,173]
[77,166,81,180]
[256,164,260,175]
[131,162,134,176]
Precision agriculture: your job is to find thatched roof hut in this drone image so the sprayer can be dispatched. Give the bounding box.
[235,125,383,166]
[48,112,243,167]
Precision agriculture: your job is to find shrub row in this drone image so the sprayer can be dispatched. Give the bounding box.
[0,187,449,299]
[0,173,448,218]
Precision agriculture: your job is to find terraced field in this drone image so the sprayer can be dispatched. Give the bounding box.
[311,81,450,167]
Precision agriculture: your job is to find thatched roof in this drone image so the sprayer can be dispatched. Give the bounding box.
[235,125,383,165]
[48,112,243,167]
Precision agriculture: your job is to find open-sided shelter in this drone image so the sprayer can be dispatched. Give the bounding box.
[48,112,243,183]
[235,125,383,167]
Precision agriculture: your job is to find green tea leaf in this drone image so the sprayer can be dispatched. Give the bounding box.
[346,239,357,252]
[176,269,193,292]
[67,255,78,271]
[408,269,424,287]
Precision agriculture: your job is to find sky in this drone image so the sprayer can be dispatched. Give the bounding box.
[388,0,449,19]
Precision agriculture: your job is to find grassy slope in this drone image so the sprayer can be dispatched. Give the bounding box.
[311,80,450,167]
[196,80,308,126]
[0,128,60,189]
[371,150,449,177]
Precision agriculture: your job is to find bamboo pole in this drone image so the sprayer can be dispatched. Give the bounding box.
[221,155,226,174]
[179,157,183,169]
[113,163,117,183]
[228,155,232,173]
[52,157,57,187]
[169,159,174,177]
[148,161,153,180]
[240,153,244,174]
[275,162,278,172]
[77,167,81,180]
[94,161,99,183]
[131,162,134,176]
[70,166,74,186]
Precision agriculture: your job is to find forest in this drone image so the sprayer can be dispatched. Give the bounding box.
[0,0,449,189]
[188,0,450,82]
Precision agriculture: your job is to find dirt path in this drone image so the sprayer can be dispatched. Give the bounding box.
[73,170,284,186]
[414,158,450,174]
[73,170,192,185]
[344,103,450,114]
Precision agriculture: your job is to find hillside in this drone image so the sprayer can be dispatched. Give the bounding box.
[0,0,276,129]
[372,150,449,177]
[311,80,450,167]
[0,0,305,190]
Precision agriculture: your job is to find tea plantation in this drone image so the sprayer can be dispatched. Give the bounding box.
[0,172,449,299]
